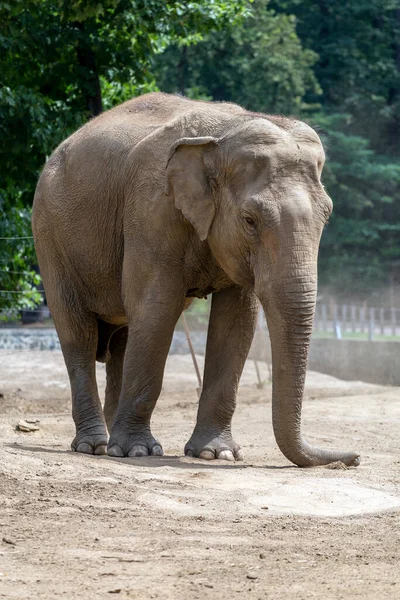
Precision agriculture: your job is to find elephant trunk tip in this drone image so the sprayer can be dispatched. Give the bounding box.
[343,452,361,467]
[276,435,361,468]
[296,450,361,468]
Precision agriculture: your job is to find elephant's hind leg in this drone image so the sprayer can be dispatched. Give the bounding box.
[103,326,128,431]
[49,291,108,455]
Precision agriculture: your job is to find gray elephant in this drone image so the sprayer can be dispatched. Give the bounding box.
[32,92,359,467]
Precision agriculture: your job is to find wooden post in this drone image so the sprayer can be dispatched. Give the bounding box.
[182,313,202,399]
[254,360,264,388]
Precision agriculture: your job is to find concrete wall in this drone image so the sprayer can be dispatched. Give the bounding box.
[0,328,208,355]
[1,327,399,386]
[308,339,400,386]
[0,328,60,351]
[250,329,400,386]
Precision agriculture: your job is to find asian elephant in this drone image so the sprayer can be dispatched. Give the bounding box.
[32,92,360,467]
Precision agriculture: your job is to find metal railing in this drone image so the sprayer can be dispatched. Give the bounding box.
[314,304,400,340]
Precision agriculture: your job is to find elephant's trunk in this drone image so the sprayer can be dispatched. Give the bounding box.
[258,256,360,468]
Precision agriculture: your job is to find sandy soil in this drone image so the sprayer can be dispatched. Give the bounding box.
[0,349,399,599]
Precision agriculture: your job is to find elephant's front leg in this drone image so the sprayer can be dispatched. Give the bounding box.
[107,277,184,458]
[185,285,258,461]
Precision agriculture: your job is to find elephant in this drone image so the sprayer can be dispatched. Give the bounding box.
[32,92,360,467]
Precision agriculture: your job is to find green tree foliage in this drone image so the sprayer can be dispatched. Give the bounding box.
[0,202,42,316]
[0,0,249,309]
[315,114,400,291]
[154,0,400,297]
[268,1,400,294]
[1,0,400,308]
[153,0,320,115]
[271,0,400,155]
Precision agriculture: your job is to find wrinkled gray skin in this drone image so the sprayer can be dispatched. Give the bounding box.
[32,92,360,467]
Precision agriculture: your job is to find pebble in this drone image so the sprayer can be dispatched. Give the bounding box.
[16,420,40,432]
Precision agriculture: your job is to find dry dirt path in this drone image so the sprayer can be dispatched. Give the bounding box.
[0,350,399,599]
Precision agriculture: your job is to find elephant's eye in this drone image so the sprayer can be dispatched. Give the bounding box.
[244,216,256,229]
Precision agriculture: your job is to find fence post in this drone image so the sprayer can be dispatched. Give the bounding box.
[322,304,327,332]
[342,304,348,334]
[360,305,366,335]
[391,307,397,337]
[333,304,340,338]
[351,305,356,333]
[314,304,319,331]
[380,307,385,336]
[368,307,374,341]
[334,321,342,339]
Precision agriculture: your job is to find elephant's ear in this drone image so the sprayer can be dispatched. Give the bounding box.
[166,136,219,241]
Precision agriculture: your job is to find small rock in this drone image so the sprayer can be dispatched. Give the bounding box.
[108,590,121,594]
[259,552,266,559]
[247,573,258,580]
[17,420,39,432]
[260,506,269,510]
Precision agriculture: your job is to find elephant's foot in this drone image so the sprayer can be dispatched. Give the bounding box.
[184,427,243,462]
[107,427,163,458]
[71,423,108,455]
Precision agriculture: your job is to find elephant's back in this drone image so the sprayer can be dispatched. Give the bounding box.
[31,93,200,316]
[31,106,136,315]
[32,92,245,315]
[33,92,245,229]
[35,92,244,201]
[33,94,190,217]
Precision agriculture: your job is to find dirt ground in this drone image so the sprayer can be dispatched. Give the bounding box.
[0,349,399,600]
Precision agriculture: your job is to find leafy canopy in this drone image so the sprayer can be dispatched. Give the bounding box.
[0,0,250,310]
[1,0,400,308]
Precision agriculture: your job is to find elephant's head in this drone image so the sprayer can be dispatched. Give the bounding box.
[166,116,359,467]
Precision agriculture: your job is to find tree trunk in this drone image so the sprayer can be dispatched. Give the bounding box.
[74,22,103,117]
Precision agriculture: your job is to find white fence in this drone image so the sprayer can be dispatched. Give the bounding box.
[314,304,400,339]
